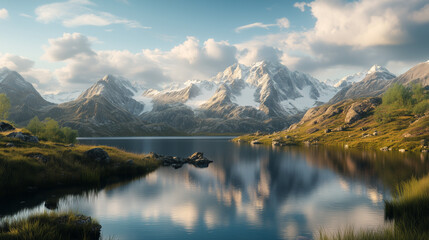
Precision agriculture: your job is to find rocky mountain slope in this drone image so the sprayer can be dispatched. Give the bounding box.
[332,65,394,88]
[236,97,429,152]
[388,61,429,87]
[0,67,53,124]
[329,69,396,104]
[139,61,336,133]
[40,95,179,136]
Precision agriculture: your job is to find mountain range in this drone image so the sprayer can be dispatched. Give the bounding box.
[1,60,428,136]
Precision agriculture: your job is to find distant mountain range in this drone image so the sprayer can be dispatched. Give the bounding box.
[1,60,428,136]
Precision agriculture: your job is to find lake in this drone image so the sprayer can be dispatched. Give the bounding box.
[2,137,429,240]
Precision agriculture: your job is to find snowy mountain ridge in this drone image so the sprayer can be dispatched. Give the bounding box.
[332,64,394,88]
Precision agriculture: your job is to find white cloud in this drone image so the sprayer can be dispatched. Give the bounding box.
[19,13,32,18]
[294,2,310,12]
[276,18,290,29]
[35,0,149,29]
[309,0,409,47]
[40,34,237,90]
[236,0,429,82]
[0,8,8,19]
[42,33,95,61]
[0,53,58,92]
[235,17,290,32]
[0,54,34,72]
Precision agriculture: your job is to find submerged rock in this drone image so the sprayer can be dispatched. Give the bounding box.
[156,151,213,169]
[187,152,213,168]
[84,148,110,164]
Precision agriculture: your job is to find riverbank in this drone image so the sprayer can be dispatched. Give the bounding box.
[0,129,160,197]
[0,212,101,240]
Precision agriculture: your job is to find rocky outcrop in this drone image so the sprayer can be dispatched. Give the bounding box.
[288,101,344,131]
[27,153,49,163]
[151,152,213,169]
[344,98,381,124]
[84,148,110,164]
[0,122,15,132]
[6,132,39,143]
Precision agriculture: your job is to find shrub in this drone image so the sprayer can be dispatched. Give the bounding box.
[0,93,10,120]
[375,84,429,122]
[26,117,78,143]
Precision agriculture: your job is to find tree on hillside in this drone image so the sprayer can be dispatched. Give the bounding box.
[0,93,11,120]
[26,116,78,143]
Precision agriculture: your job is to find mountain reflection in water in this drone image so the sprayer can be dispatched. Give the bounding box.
[2,137,428,240]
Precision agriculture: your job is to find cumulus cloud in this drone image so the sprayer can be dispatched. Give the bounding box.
[40,34,237,90]
[42,33,95,61]
[294,2,310,12]
[0,8,8,19]
[35,0,149,29]
[0,54,34,72]
[0,53,58,92]
[235,17,290,32]
[237,0,429,81]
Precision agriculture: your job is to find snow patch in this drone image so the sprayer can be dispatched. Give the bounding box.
[280,86,316,113]
[185,84,217,109]
[232,85,259,108]
[134,94,154,114]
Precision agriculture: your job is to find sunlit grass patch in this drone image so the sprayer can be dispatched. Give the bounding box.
[0,212,101,240]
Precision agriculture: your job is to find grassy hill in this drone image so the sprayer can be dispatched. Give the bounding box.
[236,85,429,152]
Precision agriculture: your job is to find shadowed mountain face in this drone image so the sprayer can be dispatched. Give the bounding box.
[40,93,181,137]
[0,68,53,124]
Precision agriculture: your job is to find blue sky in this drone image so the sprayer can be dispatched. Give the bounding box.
[0,0,428,93]
[0,0,313,58]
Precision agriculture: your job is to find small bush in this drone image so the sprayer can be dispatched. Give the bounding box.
[375,84,429,122]
[0,93,11,120]
[26,117,78,143]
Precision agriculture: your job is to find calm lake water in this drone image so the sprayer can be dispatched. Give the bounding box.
[2,137,429,240]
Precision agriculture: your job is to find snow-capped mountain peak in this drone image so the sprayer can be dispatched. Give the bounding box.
[367,64,390,75]
[144,61,337,116]
[334,64,393,88]
[213,63,248,83]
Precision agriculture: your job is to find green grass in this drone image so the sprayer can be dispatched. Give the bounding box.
[318,175,429,240]
[235,98,429,152]
[0,129,160,197]
[0,212,101,240]
[318,225,429,240]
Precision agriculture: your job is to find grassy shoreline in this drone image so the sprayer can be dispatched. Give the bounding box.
[0,212,101,240]
[318,175,429,240]
[0,129,160,198]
